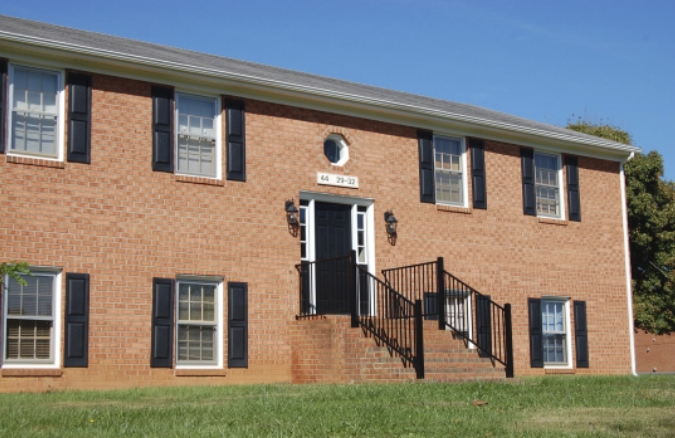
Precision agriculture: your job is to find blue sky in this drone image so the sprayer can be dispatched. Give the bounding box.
[2,0,673,180]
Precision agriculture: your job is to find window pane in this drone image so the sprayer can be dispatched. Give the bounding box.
[535,153,560,217]
[177,325,215,362]
[176,95,217,177]
[7,275,53,317]
[5,319,52,360]
[542,300,567,365]
[11,68,59,156]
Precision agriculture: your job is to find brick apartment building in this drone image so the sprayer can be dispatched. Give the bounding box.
[0,15,640,392]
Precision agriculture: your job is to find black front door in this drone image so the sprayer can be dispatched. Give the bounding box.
[315,202,352,313]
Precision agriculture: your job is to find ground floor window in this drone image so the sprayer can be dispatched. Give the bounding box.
[3,271,59,364]
[446,291,472,338]
[542,298,570,366]
[176,280,220,365]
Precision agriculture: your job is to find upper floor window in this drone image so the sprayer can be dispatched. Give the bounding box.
[535,152,562,218]
[434,135,466,206]
[3,271,60,365]
[176,93,219,178]
[9,66,62,159]
[323,134,349,166]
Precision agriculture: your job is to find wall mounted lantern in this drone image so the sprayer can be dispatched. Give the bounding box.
[384,211,398,237]
[286,200,299,226]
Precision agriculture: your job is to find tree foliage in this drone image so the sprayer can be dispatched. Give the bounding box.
[567,119,633,145]
[567,120,675,334]
[0,261,31,290]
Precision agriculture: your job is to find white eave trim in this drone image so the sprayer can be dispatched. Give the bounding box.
[0,30,640,156]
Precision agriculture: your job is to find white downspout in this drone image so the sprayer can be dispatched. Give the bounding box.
[620,152,638,376]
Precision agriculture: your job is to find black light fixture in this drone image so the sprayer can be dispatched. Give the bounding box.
[384,211,398,236]
[286,200,299,226]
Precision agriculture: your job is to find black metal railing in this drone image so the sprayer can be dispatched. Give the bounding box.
[382,261,437,314]
[443,271,513,377]
[296,252,425,378]
[356,265,424,378]
[296,254,353,317]
[296,254,513,379]
[382,257,514,378]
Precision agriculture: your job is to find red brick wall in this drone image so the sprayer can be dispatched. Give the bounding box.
[0,71,632,391]
[635,329,675,373]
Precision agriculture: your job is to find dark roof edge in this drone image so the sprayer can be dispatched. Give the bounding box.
[0,19,640,156]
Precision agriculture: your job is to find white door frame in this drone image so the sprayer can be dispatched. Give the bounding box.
[299,191,376,315]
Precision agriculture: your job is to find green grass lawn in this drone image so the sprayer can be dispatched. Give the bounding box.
[1,375,674,437]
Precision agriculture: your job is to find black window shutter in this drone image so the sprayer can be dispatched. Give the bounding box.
[418,130,435,203]
[0,59,7,154]
[64,273,90,367]
[566,156,582,222]
[470,138,487,209]
[521,148,536,216]
[528,298,544,367]
[151,278,174,368]
[225,99,246,181]
[151,86,174,172]
[476,294,493,357]
[67,72,92,164]
[228,282,248,368]
[574,300,589,368]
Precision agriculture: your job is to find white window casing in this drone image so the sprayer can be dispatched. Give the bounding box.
[175,277,224,369]
[7,64,65,161]
[2,270,62,369]
[534,152,565,219]
[541,297,572,369]
[434,135,468,207]
[175,93,221,179]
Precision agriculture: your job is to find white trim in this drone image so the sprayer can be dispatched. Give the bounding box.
[174,277,224,369]
[620,156,638,376]
[433,134,469,208]
[298,192,377,314]
[6,63,65,162]
[324,134,349,167]
[534,151,566,220]
[0,33,639,160]
[540,296,573,370]
[174,92,222,180]
[2,269,62,369]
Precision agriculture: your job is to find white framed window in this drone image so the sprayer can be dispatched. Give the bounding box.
[356,206,368,265]
[176,93,221,178]
[323,134,349,166]
[535,152,563,218]
[434,135,467,206]
[542,298,572,367]
[175,278,223,367]
[300,201,309,261]
[3,270,62,367]
[7,65,65,160]
[446,290,473,340]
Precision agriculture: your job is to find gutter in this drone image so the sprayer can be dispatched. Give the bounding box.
[0,30,640,155]
[620,152,638,376]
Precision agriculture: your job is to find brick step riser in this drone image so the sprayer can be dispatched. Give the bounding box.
[292,318,504,383]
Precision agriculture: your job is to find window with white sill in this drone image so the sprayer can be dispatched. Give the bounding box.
[8,66,63,159]
[3,271,60,365]
[175,279,222,366]
[176,93,219,178]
